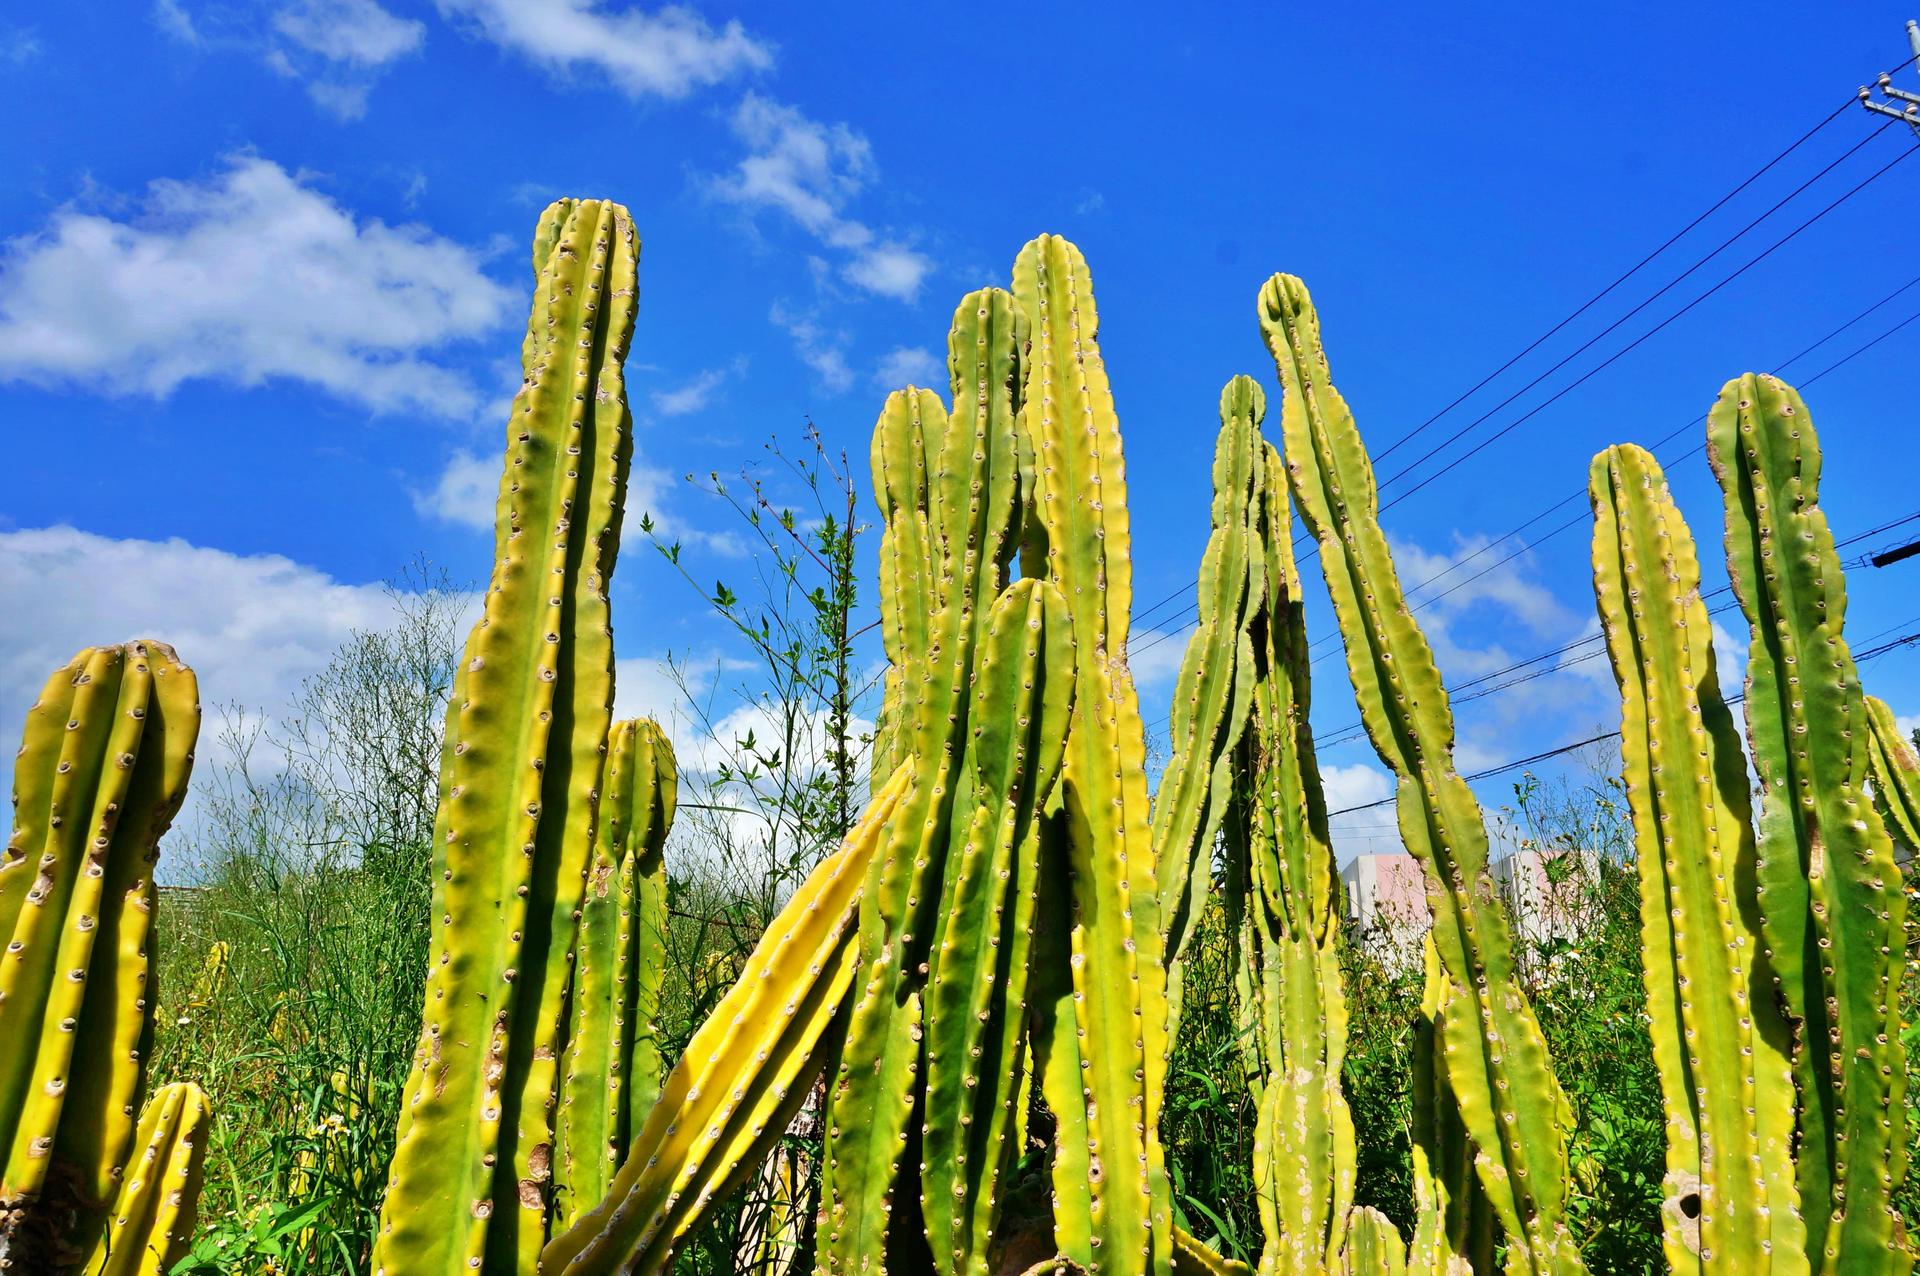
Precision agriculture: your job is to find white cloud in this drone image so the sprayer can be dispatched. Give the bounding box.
[1320,762,1399,863]
[155,1,423,119]
[413,448,499,529]
[153,0,199,43]
[652,366,727,416]
[1,25,40,62]
[435,0,771,98]
[873,345,942,390]
[714,94,933,303]
[769,303,853,394]
[0,527,405,816]
[0,156,513,416]
[275,0,423,66]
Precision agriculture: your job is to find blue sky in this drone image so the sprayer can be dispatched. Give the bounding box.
[4,1,1919,868]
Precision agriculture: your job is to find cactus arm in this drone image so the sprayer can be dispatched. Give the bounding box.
[1029,835,1096,1267]
[1153,378,1263,1039]
[1258,273,1581,1274]
[1588,443,1804,1270]
[1338,1208,1407,1276]
[372,199,636,1276]
[80,1082,209,1276]
[624,720,674,1139]
[1171,1225,1252,1276]
[554,719,636,1231]
[0,641,197,1265]
[1706,373,1910,1272]
[1234,438,1354,1276]
[555,718,675,1231]
[542,766,912,1274]
[1015,232,1173,1276]
[1865,694,1920,852]
[920,579,1075,1275]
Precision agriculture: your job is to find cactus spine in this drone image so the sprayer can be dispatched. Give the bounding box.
[554,718,676,1231]
[1706,374,1910,1272]
[1588,443,1803,1270]
[79,1082,207,1276]
[1015,233,1174,1276]
[1224,409,1363,1276]
[1154,378,1261,1040]
[1258,273,1584,1275]
[1864,694,1920,852]
[0,641,199,1267]
[372,198,636,1275]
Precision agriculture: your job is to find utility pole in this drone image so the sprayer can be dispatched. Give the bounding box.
[1861,19,1920,136]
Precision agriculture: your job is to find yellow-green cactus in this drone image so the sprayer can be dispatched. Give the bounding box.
[0,642,199,1266]
[553,718,676,1231]
[1706,374,1910,1272]
[79,1082,208,1276]
[1226,423,1357,1276]
[1864,694,1920,853]
[1258,273,1584,1275]
[1016,233,1173,1276]
[372,198,637,1275]
[1155,378,1262,1039]
[1588,443,1802,1270]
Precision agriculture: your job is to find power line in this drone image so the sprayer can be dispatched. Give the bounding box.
[1132,189,1920,663]
[1310,510,1920,750]
[1325,626,1920,816]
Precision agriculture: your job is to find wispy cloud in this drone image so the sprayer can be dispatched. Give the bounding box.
[873,346,941,389]
[156,0,424,119]
[652,365,729,416]
[713,94,934,303]
[0,156,512,416]
[769,303,853,394]
[434,0,771,98]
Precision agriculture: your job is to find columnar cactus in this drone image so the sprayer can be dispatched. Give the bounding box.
[1154,378,1262,1038]
[79,1082,208,1276]
[1015,233,1174,1276]
[1258,273,1584,1275]
[553,718,676,1231]
[540,763,914,1274]
[821,286,1029,1271]
[0,641,199,1267]
[372,197,636,1275]
[1706,374,1910,1271]
[1864,694,1920,852]
[1406,941,1490,1276]
[1221,407,1361,1276]
[1588,442,1803,1270]
[1340,1209,1408,1276]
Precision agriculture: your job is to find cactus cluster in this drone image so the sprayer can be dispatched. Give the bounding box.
[8,192,1918,1276]
[0,641,201,1271]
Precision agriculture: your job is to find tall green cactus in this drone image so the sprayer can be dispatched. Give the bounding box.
[0,641,199,1267]
[1588,443,1803,1271]
[1706,374,1910,1272]
[1016,233,1174,1276]
[918,577,1074,1275]
[1864,695,1920,852]
[542,764,913,1274]
[1258,273,1584,1274]
[80,1082,208,1276]
[554,718,676,1231]
[822,286,1029,1271]
[1341,1209,1408,1276]
[1154,378,1262,1039]
[372,198,636,1275]
[1406,941,1491,1276]
[1222,413,1360,1276]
